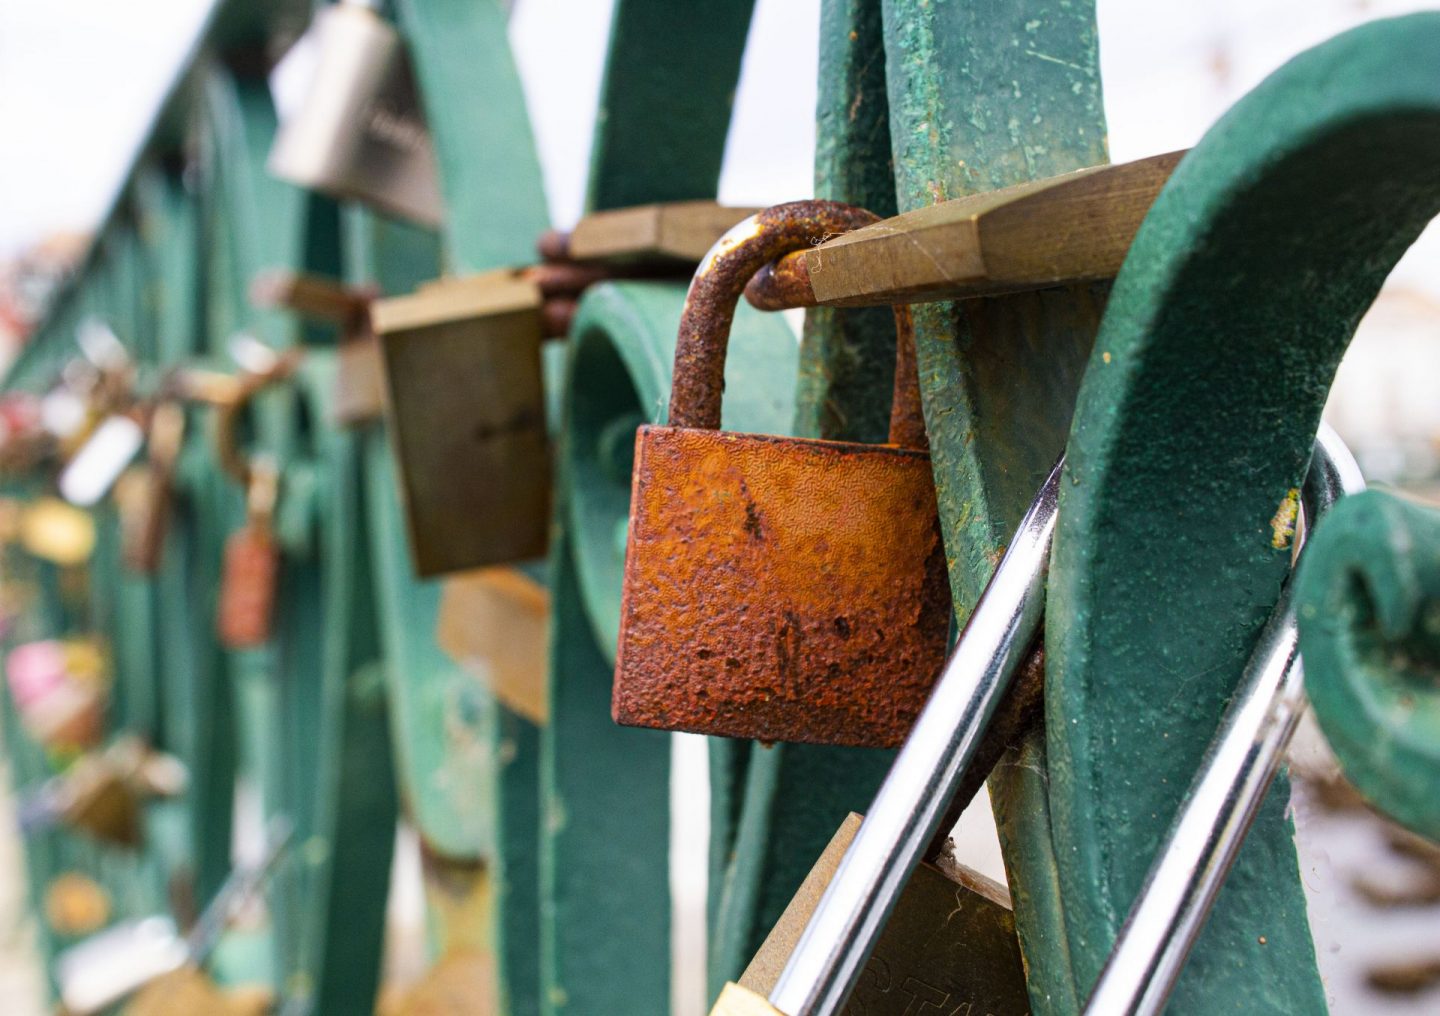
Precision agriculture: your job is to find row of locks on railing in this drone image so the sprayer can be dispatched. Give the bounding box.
[4,2,1440,1015]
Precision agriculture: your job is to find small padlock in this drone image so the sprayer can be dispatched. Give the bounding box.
[125,967,271,1016]
[373,271,550,577]
[19,497,96,566]
[268,1,442,225]
[436,567,549,724]
[729,813,1029,1016]
[217,455,281,649]
[613,201,950,748]
[119,401,186,574]
[59,758,143,848]
[58,411,145,507]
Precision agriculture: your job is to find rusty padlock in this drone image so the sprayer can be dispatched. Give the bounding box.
[613,201,950,748]
[216,454,281,649]
[213,350,298,649]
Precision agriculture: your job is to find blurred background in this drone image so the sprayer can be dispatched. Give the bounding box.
[0,0,1437,1013]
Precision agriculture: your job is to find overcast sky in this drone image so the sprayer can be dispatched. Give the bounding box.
[1,0,1435,259]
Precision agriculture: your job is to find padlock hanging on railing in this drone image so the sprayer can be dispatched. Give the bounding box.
[368,201,760,579]
[210,348,304,649]
[267,0,442,226]
[54,817,292,1016]
[612,201,951,749]
[715,427,1362,1016]
[735,812,1030,1016]
[1083,424,1363,1016]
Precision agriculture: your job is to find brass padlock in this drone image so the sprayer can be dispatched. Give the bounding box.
[20,497,96,566]
[125,967,270,1016]
[373,272,550,577]
[725,813,1029,1016]
[59,758,142,848]
[436,567,549,724]
[119,401,186,574]
[217,455,281,649]
[267,1,442,226]
[613,201,949,748]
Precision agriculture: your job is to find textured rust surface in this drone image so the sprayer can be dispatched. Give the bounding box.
[668,200,884,432]
[614,199,951,747]
[743,251,816,311]
[613,426,949,747]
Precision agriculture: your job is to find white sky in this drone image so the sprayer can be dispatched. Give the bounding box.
[1,0,1435,256]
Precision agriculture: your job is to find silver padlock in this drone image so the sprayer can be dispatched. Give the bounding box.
[268,1,442,226]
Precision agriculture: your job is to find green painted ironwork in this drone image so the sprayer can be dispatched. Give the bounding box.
[1298,489,1440,843]
[876,1,1110,1010]
[1049,14,1440,1009]
[556,281,797,1013]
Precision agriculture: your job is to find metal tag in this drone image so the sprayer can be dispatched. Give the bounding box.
[55,917,188,1016]
[58,413,145,507]
[268,3,442,226]
[437,567,549,724]
[374,273,550,576]
[740,814,1030,1015]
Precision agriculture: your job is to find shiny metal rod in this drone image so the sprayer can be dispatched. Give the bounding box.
[769,457,1063,1016]
[1082,424,1364,1016]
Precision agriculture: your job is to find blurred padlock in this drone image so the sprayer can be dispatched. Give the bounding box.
[124,967,271,1016]
[268,1,442,225]
[436,567,549,724]
[216,455,282,649]
[58,412,145,507]
[57,819,290,1016]
[59,759,143,847]
[613,201,949,748]
[546,200,763,268]
[20,497,96,566]
[7,638,107,753]
[374,271,549,576]
[118,401,186,574]
[728,813,1029,1016]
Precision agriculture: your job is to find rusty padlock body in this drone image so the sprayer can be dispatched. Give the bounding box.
[613,202,949,748]
[216,456,282,650]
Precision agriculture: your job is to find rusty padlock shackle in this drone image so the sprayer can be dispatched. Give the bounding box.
[212,346,304,487]
[669,200,926,449]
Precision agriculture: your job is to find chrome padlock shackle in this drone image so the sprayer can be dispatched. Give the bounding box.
[769,452,1058,1016]
[668,200,925,449]
[768,426,1362,1016]
[1084,423,1363,1016]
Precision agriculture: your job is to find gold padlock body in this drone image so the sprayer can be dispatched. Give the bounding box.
[437,567,549,725]
[375,274,551,577]
[614,425,949,747]
[126,967,270,1016]
[739,814,1029,1016]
